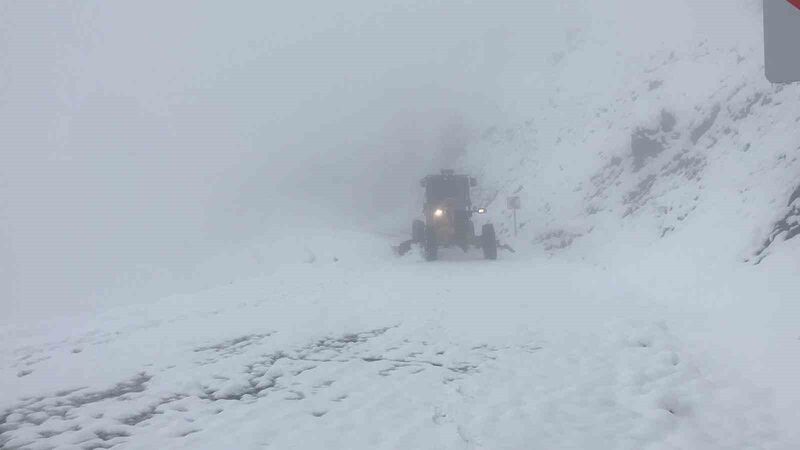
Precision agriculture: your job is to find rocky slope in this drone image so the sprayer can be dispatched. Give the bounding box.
[461,14,800,266]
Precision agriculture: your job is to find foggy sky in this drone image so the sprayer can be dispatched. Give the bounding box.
[0,0,758,321]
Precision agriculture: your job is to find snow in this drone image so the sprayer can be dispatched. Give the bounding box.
[3,2,800,449]
[0,236,795,449]
[453,6,800,447]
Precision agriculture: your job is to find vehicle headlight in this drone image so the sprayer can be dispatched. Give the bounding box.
[434,208,444,218]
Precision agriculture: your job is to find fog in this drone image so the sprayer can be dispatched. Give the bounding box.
[0,0,758,321]
[0,0,573,320]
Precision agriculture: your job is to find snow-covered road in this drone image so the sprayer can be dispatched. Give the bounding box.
[2,233,795,449]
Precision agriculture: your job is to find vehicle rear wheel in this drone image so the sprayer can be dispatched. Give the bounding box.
[481,224,497,260]
[412,219,425,243]
[424,225,438,261]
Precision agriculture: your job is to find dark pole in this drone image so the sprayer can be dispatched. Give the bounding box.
[513,209,517,237]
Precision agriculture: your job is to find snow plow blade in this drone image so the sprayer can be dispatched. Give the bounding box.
[393,239,414,256]
[393,239,514,257]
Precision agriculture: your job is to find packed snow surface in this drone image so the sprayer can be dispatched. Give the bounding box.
[1,231,797,449]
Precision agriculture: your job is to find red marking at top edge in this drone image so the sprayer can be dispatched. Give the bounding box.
[788,0,800,11]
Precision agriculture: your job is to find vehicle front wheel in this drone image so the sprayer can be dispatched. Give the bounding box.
[481,224,497,260]
[412,219,425,243]
[424,225,438,261]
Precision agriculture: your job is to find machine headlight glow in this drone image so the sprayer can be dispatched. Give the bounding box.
[434,208,444,217]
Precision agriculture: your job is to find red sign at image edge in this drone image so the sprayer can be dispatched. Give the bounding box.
[788,0,800,10]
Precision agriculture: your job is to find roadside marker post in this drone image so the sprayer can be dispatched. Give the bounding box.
[507,196,521,237]
[764,0,800,83]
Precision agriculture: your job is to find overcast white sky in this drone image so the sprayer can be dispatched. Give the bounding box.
[0,0,577,319]
[0,0,759,321]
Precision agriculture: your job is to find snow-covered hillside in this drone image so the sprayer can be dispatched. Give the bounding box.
[463,8,800,266]
[457,5,800,447]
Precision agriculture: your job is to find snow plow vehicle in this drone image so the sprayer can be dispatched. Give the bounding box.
[397,170,499,261]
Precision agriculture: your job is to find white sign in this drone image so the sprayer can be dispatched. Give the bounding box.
[507,196,521,210]
[764,0,800,83]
